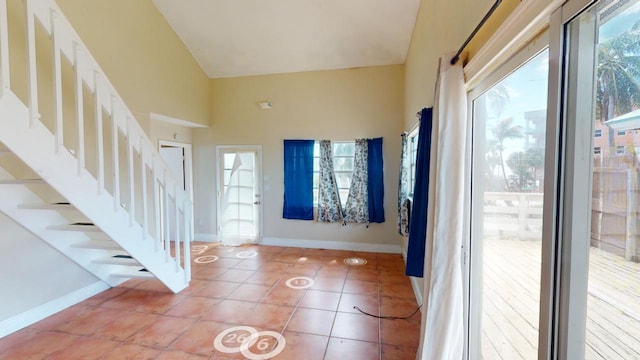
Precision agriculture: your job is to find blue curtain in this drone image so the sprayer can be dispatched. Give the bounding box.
[367,137,385,223]
[283,140,314,220]
[406,108,433,277]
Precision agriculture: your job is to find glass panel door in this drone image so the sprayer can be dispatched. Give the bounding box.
[469,49,549,359]
[217,147,261,245]
[561,0,640,357]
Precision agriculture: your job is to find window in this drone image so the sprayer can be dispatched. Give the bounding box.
[409,132,419,196]
[312,141,355,206]
[594,146,601,155]
[595,129,602,137]
[616,145,625,155]
[618,130,626,136]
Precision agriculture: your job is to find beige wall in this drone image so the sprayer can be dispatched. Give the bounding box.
[0,213,99,321]
[404,0,520,132]
[194,65,404,247]
[56,0,210,134]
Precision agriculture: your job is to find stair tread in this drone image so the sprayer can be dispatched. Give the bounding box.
[72,240,122,250]
[92,255,140,266]
[19,202,75,210]
[0,179,45,184]
[111,268,155,279]
[47,223,101,232]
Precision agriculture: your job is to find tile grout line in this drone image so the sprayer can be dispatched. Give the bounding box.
[378,265,383,360]
[322,268,350,359]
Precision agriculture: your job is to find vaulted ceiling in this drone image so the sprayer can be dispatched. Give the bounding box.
[152,0,421,78]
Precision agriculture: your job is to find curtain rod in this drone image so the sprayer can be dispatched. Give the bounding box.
[450,0,502,65]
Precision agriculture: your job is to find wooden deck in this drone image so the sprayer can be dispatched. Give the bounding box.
[482,238,640,359]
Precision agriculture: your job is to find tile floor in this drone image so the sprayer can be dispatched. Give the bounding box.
[0,243,421,359]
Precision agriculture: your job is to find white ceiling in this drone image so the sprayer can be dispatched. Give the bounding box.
[152,0,421,78]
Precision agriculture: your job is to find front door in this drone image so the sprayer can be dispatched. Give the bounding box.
[217,146,262,245]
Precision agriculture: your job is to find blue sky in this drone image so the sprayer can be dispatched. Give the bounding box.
[480,50,549,161]
[600,1,640,42]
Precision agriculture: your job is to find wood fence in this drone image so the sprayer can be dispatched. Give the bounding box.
[591,167,640,262]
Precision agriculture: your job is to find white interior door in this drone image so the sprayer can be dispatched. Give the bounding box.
[160,146,185,190]
[159,142,193,242]
[217,146,262,245]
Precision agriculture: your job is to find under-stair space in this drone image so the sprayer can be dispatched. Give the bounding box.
[0,0,192,293]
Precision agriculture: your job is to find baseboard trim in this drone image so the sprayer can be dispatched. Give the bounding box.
[194,233,219,242]
[0,281,109,338]
[410,276,424,306]
[262,237,402,254]
[402,247,424,306]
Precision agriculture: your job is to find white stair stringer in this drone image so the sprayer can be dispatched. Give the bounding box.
[0,91,188,293]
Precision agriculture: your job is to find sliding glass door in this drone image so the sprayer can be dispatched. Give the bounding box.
[554,0,640,357]
[468,46,550,359]
[467,0,640,358]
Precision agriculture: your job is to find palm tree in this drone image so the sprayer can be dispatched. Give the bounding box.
[482,139,505,191]
[506,151,535,192]
[596,19,640,149]
[486,84,511,119]
[525,147,545,191]
[491,117,524,191]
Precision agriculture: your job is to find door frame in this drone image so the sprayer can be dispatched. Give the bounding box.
[159,140,194,203]
[546,1,602,358]
[159,140,194,242]
[215,145,263,243]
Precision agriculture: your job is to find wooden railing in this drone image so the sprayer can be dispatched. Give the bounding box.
[0,0,191,280]
[482,192,544,240]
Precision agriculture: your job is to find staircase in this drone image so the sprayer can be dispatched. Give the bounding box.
[0,0,191,292]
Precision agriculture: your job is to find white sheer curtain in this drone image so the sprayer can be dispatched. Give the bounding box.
[343,139,369,223]
[317,140,344,223]
[417,53,469,360]
[398,132,411,235]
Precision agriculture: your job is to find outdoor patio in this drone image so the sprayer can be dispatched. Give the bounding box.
[482,237,640,359]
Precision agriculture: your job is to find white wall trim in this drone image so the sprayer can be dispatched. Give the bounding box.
[150,112,207,128]
[194,233,219,242]
[262,237,402,254]
[402,247,424,305]
[0,281,109,338]
[410,276,424,306]
[464,0,564,90]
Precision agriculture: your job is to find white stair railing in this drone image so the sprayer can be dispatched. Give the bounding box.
[0,0,191,286]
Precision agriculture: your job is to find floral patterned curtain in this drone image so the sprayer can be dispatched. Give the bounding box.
[317,140,344,223]
[398,133,410,235]
[344,139,369,223]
